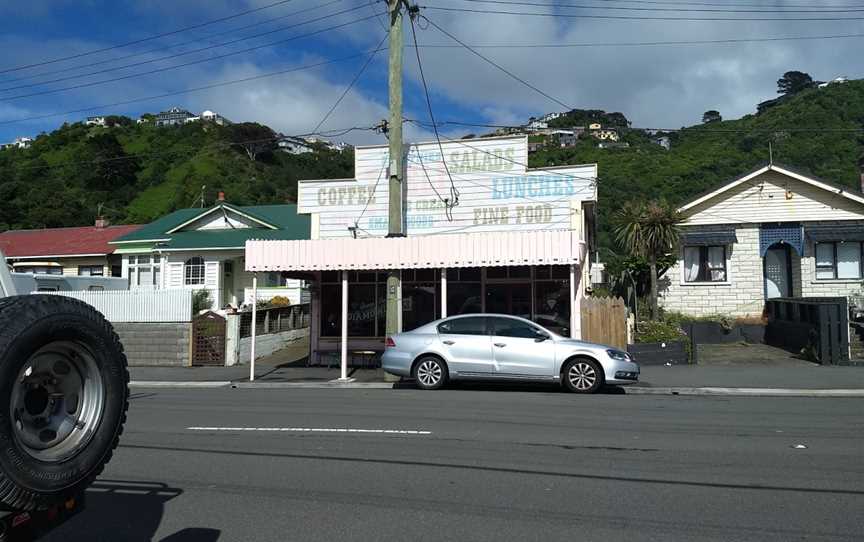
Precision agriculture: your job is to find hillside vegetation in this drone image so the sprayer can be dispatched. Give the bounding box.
[1,80,863,251]
[529,80,864,248]
[0,118,352,229]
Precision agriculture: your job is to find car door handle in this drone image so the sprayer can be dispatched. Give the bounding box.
[494,342,506,348]
[443,340,455,345]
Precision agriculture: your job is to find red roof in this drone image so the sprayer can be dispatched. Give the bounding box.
[0,224,142,258]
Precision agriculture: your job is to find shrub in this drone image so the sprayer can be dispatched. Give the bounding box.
[192,289,213,313]
[636,319,687,345]
[266,296,292,307]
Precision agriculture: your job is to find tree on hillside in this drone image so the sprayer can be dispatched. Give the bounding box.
[702,110,722,124]
[613,200,682,320]
[777,71,814,95]
[227,122,276,161]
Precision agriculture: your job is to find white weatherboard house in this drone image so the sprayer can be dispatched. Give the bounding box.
[245,135,598,370]
[660,163,864,317]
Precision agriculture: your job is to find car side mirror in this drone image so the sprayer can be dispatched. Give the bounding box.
[535,333,550,342]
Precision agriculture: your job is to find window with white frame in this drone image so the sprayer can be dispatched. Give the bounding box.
[128,255,160,288]
[815,241,862,280]
[184,256,206,285]
[683,246,727,282]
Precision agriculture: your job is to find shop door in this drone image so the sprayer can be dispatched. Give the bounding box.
[485,284,531,319]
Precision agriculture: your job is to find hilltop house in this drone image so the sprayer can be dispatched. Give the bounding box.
[110,199,309,309]
[660,163,864,317]
[0,220,140,277]
[155,107,197,126]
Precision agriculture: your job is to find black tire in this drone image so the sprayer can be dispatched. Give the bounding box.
[0,295,129,510]
[561,357,604,394]
[412,356,448,390]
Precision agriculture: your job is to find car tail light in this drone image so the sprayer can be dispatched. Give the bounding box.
[385,336,396,348]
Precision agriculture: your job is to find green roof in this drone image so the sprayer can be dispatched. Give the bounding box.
[112,203,309,249]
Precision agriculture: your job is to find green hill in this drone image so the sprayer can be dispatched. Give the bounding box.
[529,80,864,249]
[1,80,863,251]
[0,118,352,229]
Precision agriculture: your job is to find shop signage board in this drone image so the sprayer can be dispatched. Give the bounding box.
[297,136,597,239]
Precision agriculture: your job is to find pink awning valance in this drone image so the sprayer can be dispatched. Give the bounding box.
[245,230,585,272]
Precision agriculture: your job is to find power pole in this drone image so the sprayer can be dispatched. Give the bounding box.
[385,0,404,349]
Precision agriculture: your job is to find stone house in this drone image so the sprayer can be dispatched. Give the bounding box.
[660,163,864,317]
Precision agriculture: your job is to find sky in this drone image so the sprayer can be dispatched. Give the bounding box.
[0,0,862,145]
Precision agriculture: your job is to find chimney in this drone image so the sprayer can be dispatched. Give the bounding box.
[95,217,109,229]
[217,191,225,202]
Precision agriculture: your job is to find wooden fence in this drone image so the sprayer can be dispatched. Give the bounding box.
[580,296,628,350]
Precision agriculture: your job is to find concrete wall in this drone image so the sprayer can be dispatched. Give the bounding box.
[660,225,765,317]
[238,327,309,364]
[114,322,191,367]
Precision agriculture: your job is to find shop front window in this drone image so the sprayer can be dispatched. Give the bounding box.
[534,280,570,336]
[403,282,439,331]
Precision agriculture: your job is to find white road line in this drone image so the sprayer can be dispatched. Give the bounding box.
[188,427,432,435]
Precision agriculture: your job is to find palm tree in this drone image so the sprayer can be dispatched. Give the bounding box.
[613,200,682,320]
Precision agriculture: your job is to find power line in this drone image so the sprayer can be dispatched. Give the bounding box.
[0,47,388,126]
[2,12,380,101]
[545,0,864,8]
[0,0,346,88]
[407,32,864,48]
[312,31,388,136]
[421,16,573,112]
[0,0,300,75]
[408,8,459,218]
[457,0,864,13]
[422,5,864,20]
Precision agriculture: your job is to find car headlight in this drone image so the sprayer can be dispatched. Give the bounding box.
[606,349,631,362]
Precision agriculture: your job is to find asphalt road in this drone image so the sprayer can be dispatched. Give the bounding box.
[45,386,864,541]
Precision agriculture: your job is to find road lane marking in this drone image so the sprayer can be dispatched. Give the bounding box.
[188,427,432,435]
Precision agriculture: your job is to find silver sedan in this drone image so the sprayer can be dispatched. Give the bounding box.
[382,314,639,393]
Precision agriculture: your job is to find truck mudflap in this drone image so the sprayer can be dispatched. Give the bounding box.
[0,494,85,542]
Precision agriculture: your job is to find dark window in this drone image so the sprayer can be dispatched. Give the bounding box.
[78,266,104,277]
[402,282,439,331]
[683,246,727,282]
[321,271,339,283]
[447,283,482,315]
[490,317,545,339]
[347,284,377,336]
[533,280,570,336]
[438,317,488,336]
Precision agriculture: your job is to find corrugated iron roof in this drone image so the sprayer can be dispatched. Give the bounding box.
[0,224,142,258]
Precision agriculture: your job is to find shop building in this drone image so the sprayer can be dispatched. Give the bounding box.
[245,135,598,370]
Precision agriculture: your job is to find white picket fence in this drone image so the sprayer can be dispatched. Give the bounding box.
[37,289,193,323]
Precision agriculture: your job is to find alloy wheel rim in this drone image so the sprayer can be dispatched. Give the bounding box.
[10,341,106,463]
[568,362,596,390]
[417,360,442,387]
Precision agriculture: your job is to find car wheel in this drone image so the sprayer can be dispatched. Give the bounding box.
[562,358,603,394]
[413,356,447,390]
[0,295,129,510]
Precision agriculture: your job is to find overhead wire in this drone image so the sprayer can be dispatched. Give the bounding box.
[312,31,389,136]
[2,11,381,101]
[0,0,347,89]
[456,0,864,13]
[420,15,574,111]
[0,0,301,75]
[408,7,459,220]
[0,46,388,126]
[407,31,864,48]
[422,5,864,20]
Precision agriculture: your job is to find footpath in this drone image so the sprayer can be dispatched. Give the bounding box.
[130,358,864,397]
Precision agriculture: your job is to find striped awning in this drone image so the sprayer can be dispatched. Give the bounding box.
[805,224,864,242]
[680,228,737,246]
[245,230,586,272]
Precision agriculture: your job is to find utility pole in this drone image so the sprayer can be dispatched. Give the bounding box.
[385,0,405,349]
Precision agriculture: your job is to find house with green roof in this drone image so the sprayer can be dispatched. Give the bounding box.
[111,200,309,309]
